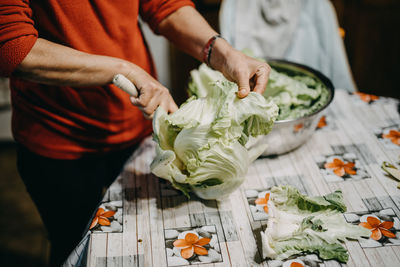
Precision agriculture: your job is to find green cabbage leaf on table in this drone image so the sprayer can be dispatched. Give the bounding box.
[188,63,329,121]
[150,80,278,199]
[261,185,370,262]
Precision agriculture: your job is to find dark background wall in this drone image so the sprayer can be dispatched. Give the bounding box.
[331,0,400,99]
[169,0,222,105]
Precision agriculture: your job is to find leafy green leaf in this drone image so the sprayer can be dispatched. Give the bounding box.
[261,185,370,263]
[271,185,347,213]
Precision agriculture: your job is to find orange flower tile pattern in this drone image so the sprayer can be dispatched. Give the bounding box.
[382,130,400,145]
[359,216,396,241]
[255,192,270,213]
[324,158,357,177]
[165,226,223,265]
[173,232,211,259]
[245,189,272,221]
[89,208,116,230]
[354,92,379,103]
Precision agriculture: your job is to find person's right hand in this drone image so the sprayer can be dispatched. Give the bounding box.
[126,67,178,119]
[209,38,271,99]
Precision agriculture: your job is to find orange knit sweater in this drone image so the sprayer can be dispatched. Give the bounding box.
[0,0,194,159]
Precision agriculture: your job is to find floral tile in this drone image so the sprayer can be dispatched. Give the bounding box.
[350,92,380,105]
[316,110,338,132]
[189,210,238,242]
[344,209,400,248]
[316,153,371,182]
[89,200,123,233]
[164,225,222,266]
[374,125,400,149]
[244,188,271,221]
[88,175,124,233]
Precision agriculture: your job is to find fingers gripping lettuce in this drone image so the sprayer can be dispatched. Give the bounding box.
[150,81,278,199]
[261,186,370,262]
[188,63,329,121]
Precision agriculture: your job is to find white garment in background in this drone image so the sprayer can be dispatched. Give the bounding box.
[220,0,357,91]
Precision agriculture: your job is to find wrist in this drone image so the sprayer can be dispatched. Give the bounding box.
[116,61,141,83]
[202,35,221,66]
[207,37,232,71]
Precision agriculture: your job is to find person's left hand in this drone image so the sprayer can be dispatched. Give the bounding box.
[209,38,271,98]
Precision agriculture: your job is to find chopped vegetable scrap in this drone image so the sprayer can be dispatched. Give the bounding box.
[89,208,116,230]
[261,185,370,263]
[324,158,356,177]
[381,161,400,189]
[173,232,211,259]
[359,216,396,240]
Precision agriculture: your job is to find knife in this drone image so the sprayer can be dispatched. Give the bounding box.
[112,74,139,98]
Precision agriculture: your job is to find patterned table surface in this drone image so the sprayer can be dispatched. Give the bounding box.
[70,90,400,267]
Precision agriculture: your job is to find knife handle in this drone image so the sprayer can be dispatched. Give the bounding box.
[112,74,139,98]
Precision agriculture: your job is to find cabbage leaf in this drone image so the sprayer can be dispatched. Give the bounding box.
[261,185,370,262]
[151,80,278,199]
[264,69,329,120]
[188,63,329,121]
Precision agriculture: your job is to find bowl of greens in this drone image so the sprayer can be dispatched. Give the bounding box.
[186,59,334,157]
[256,59,334,156]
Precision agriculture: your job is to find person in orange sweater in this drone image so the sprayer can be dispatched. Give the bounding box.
[0,0,271,265]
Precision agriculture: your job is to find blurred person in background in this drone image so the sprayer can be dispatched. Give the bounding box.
[220,0,357,92]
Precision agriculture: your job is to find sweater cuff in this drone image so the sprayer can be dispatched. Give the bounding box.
[0,35,37,77]
[150,1,195,34]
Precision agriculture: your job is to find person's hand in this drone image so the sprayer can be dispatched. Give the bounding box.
[210,39,271,98]
[126,67,178,119]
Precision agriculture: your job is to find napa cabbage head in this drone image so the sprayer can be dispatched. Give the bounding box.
[150,80,278,199]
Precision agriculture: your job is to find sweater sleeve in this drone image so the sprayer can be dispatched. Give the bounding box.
[139,0,195,34]
[0,0,38,77]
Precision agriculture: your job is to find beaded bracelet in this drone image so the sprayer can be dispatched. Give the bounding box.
[202,34,223,67]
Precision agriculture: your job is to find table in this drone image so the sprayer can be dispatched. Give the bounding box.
[64,90,400,267]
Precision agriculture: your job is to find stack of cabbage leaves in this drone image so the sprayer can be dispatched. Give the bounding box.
[261,185,370,262]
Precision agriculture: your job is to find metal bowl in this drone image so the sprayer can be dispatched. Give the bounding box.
[257,59,334,156]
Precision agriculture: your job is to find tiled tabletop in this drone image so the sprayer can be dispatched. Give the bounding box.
[66,90,400,267]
